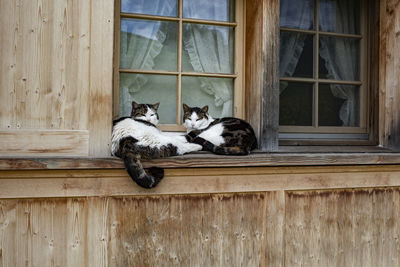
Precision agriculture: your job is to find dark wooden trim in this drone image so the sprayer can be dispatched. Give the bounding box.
[368,0,380,145]
[1,150,400,171]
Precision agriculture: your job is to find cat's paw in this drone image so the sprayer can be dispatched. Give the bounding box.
[178,143,202,154]
[188,143,202,152]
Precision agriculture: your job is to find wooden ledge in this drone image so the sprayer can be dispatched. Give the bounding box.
[1,151,400,170]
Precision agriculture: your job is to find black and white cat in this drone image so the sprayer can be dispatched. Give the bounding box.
[112,101,202,188]
[183,104,257,155]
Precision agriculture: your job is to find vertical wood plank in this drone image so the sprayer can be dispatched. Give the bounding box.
[0,198,109,267]
[285,189,400,267]
[245,0,263,142]
[379,0,400,150]
[261,0,280,151]
[246,0,279,151]
[264,191,285,267]
[108,194,266,266]
[86,197,109,267]
[89,0,114,156]
[0,0,17,130]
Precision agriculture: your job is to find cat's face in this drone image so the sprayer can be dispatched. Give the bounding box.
[182,104,210,130]
[131,101,160,125]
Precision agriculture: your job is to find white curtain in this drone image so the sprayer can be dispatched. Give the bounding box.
[183,1,234,117]
[319,0,359,126]
[279,0,313,83]
[119,0,174,116]
[183,24,233,117]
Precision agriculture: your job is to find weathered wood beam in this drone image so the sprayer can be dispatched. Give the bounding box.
[246,0,280,152]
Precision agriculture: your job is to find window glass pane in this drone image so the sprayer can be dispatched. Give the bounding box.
[121,0,177,17]
[182,24,234,74]
[319,0,360,34]
[183,0,234,22]
[280,32,314,78]
[119,73,177,124]
[280,0,314,30]
[319,36,360,81]
[319,84,360,127]
[279,82,314,126]
[120,19,178,71]
[182,76,234,118]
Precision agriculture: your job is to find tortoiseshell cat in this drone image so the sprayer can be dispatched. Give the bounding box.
[183,104,257,155]
[112,101,202,188]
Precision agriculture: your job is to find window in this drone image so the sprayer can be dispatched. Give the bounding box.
[279,0,369,140]
[114,0,244,131]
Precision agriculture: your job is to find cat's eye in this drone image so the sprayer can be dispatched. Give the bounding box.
[151,114,155,117]
[196,119,201,121]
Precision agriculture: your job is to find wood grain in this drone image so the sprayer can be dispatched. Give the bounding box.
[1,165,400,198]
[1,151,400,170]
[89,0,114,157]
[0,0,112,157]
[379,0,400,150]
[245,0,279,152]
[285,188,400,267]
[108,194,266,266]
[0,0,90,131]
[0,130,89,157]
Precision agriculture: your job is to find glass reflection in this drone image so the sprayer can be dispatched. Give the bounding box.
[119,73,177,124]
[319,84,360,127]
[319,0,360,34]
[183,0,234,22]
[279,82,314,126]
[120,18,178,71]
[182,76,233,118]
[319,36,360,81]
[280,0,314,30]
[182,24,234,74]
[121,0,177,17]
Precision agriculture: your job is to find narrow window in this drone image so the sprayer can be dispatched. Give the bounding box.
[114,0,244,131]
[279,0,368,140]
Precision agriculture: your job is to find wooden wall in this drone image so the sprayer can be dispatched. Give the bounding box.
[0,0,114,157]
[1,166,400,266]
[379,0,400,150]
[1,187,400,266]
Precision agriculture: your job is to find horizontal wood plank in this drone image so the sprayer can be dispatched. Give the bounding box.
[0,130,89,157]
[1,166,400,198]
[1,151,400,170]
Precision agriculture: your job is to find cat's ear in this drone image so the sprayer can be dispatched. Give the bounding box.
[152,102,160,111]
[201,105,209,113]
[183,103,190,113]
[132,101,140,109]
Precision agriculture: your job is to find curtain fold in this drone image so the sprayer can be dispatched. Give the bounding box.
[183,1,234,117]
[319,0,359,126]
[280,0,360,126]
[119,0,174,116]
[279,0,313,93]
[183,24,233,116]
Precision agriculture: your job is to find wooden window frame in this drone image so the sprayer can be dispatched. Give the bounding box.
[246,0,381,151]
[279,0,369,135]
[113,0,246,131]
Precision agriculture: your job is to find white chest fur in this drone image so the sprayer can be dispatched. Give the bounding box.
[198,123,225,146]
[111,118,202,155]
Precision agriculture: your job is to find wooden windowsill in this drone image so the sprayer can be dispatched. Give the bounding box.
[0,147,399,171]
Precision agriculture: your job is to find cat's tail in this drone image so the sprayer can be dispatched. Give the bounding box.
[122,152,164,188]
[194,137,250,155]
